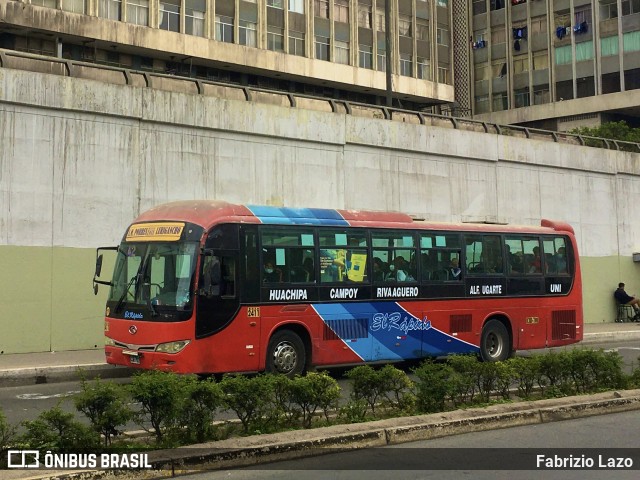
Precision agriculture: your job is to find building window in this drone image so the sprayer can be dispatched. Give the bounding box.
[513,54,528,74]
[62,0,86,14]
[100,0,122,20]
[335,0,349,23]
[533,51,548,70]
[289,0,304,14]
[416,19,429,41]
[575,40,594,62]
[530,16,546,35]
[601,35,619,56]
[335,40,349,64]
[400,53,412,76]
[492,92,508,111]
[315,35,330,60]
[600,0,618,19]
[417,58,431,80]
[492,60,506,77]
[437,25,449,46]
[376,9,386,32]
[437,0,448,6]
[623,31,640,52]
[399,15,412,37]
[555,45,572,65]
[474,64,488,81]
[268,27,284,51]
[240,20,257,47]
[475,94,489,113]
[473,0,486,15]
[314,0,329,18]
[622,0,640,16]
[289,31,305,56]
[185,0,205,37]
[491,26,505,45]
[377,50,386,71]
[127,0,149,26]
[358,4,372,29]
[514,88,530,108]
[159,0,180,32]
[574,7,592,26]
[216,16,234,42]
[267,0,284,9]
[437,65,449,83]
[533,87,550,105]
[490,0,504,11]
[359,44,373,68]
[31,0,56,7]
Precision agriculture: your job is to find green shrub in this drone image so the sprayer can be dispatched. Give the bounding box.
[377,364,416,414]
[345,365,385,415]
[20,406,100,452]
[129,370,188,443]
[337,399,369,424]
[538,351,572,395]
[172,376,224,443]
[447,355,478,405]
[74,377,133,446]
[494,361,516,401]
[288,372,341,428]
[509,356,539,399]
[413,360,452,413]
[0,408,17,468]
[220,374,274,434]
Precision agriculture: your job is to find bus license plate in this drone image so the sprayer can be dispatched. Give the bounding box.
[129,355,140,364]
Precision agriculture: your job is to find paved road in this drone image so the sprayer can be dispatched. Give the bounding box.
[175,410,640,480]
[1,340,639,427]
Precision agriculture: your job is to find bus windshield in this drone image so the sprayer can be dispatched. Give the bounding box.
[108,242,198,313]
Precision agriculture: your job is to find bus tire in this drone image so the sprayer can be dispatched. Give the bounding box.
[266,330,306,377]
[479,319,510,362]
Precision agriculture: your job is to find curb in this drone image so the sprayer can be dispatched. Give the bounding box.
[581,329,640,345]
[9,389,640,479]
[0,365,132,388]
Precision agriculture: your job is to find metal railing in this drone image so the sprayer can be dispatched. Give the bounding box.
[1,48,639,153]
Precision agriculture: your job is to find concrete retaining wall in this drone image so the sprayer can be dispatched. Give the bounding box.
[1,67,640,353]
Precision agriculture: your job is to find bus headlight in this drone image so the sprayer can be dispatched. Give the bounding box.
[156,340,190,354]
[105,337,116,347]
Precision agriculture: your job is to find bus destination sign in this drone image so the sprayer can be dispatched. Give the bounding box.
[126,222,185,242]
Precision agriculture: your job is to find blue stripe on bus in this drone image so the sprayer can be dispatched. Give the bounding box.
[247,205,350,226]
[312,302,478,362]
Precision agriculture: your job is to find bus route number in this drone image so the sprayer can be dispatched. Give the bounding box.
[247,307,261,318]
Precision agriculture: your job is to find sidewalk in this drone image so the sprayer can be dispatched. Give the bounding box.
[0,321,639,387]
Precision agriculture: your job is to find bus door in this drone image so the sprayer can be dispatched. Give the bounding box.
[195,224,252,364]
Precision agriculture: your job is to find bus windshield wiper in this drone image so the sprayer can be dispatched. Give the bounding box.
[114,253,147,313]
[114,273,138,313]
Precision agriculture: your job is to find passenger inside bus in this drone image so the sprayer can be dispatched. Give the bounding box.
[263,260,282,283]
[449,257,462,280]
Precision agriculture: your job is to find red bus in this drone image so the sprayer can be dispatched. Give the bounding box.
[93,200,582,376]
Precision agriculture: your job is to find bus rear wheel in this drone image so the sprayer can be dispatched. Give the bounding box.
[266,330,306,377]
[480,319,510,362]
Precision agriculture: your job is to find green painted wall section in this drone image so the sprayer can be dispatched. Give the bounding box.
[0,246,107,354]
[581,255,640,324]
[0,246,636,354]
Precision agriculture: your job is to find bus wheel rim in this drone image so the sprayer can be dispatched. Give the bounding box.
[273,341,297,373]
[486,332,502,358]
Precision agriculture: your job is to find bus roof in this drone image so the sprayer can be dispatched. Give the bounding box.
[132,201,574,236]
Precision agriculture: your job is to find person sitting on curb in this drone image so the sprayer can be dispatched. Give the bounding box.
[614,282,640,321]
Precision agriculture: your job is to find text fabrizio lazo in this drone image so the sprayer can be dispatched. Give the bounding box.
[536,454,633,469]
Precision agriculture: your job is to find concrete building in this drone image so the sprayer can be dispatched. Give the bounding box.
[455,0,640,130]
[0,0,454,109]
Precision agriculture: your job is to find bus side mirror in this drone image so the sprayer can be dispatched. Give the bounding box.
[95,254,104,277]
[94,283,99,295]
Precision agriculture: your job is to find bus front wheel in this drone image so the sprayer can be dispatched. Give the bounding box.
[266,330,306,377]
[479,320,510,362]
